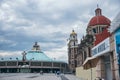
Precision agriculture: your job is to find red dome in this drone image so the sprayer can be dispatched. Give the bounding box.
[88,15,111,27]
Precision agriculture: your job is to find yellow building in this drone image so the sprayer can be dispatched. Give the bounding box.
[76,67,96,80]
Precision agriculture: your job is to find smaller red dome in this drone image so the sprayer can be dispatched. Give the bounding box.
[88,15,111,27]
[88,7,111,27]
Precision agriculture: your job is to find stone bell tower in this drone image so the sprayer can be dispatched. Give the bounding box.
[68,30,78,73]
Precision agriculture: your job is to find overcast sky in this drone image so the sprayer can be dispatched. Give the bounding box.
[0,0,120,62]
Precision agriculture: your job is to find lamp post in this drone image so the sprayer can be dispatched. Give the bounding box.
[1,58,4,60]
[10,58,12,60]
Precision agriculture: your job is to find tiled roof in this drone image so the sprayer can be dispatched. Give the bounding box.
[26,51,53,61]
[88,15,111,27]
[0,50,65,63]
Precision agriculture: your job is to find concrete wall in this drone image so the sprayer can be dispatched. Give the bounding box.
[110,33,120,80]
[76,66,96,80]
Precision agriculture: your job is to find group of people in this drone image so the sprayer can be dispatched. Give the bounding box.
[39,70,61,75]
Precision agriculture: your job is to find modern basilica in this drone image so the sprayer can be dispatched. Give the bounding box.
[0,42,67,73]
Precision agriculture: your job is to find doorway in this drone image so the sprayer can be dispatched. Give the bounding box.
[104,54,112,80]
[20,68,30,73]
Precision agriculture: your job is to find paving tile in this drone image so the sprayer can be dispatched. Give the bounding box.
[0,73,82,80]
[64,74,82,80]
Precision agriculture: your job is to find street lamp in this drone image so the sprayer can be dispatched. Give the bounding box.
[1,58,4,60]
[16,57,18,60]
[10,58,12,60]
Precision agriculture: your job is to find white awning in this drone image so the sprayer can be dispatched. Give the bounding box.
[83,57,99,69]
[83,50,111,69]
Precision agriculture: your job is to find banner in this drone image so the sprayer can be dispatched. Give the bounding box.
[92,37,110,56]
[115,28,120,64]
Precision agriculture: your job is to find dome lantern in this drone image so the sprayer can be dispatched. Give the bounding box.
[70,29,77,35]
[95,5,102,16]
[32,42,40,51]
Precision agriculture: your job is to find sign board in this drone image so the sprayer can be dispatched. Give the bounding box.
[92,37,110,56]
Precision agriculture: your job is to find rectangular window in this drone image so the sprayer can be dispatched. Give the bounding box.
[93,28,96,33]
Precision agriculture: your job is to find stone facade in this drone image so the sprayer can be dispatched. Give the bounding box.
[68,7,120,80]
[75,7,120,80]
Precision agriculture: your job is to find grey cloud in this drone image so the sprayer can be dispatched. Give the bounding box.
[0,0,119,59]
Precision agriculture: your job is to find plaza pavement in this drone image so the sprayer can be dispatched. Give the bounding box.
[0,73,82,80]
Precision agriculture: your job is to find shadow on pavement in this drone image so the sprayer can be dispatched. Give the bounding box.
[61,75,69,80]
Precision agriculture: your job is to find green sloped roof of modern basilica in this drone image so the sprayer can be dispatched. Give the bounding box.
[26,42,54,62]
[1,42,64,62]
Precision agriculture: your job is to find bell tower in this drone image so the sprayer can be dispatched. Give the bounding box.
[68,30,78,73]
